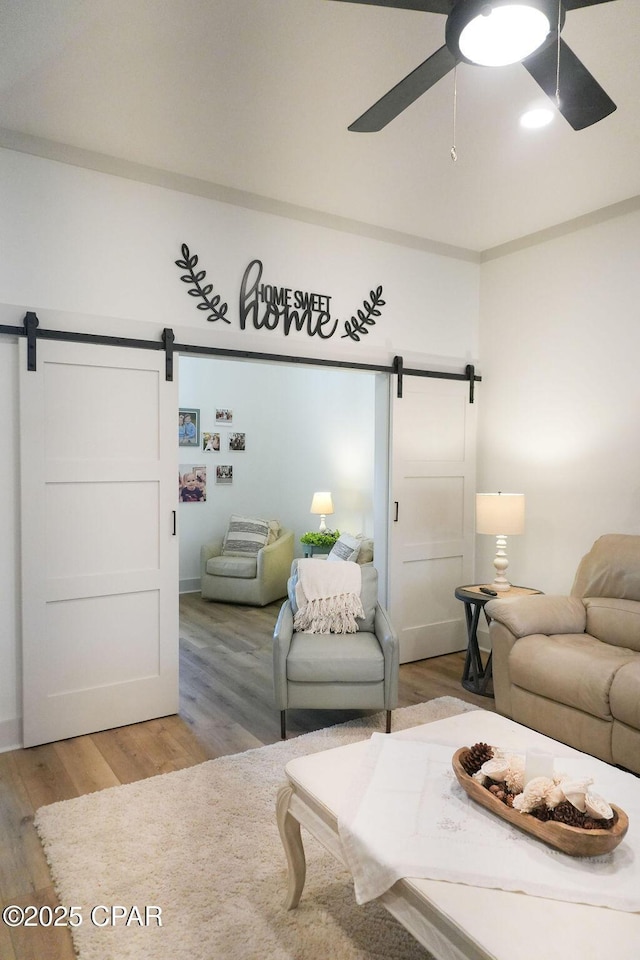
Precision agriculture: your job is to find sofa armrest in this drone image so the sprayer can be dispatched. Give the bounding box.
[485,595,586,639]
[375,603,399,710]
[273,600,294,709]
[490,621,518,718]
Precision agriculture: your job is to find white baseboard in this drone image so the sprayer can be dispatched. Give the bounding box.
[0,716,22,753]
[179,579,200,594]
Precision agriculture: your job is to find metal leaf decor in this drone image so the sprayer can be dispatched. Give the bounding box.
[341,287,385,341]
[175,243,386,343]
[175,243,230,323]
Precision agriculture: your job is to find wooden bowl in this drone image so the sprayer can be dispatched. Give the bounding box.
[452,747,629,858]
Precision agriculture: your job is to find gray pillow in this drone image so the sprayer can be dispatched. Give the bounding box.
[327,533,361,563]
[222,515,270,556]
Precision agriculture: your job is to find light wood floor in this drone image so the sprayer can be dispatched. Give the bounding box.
[0,593,494,960]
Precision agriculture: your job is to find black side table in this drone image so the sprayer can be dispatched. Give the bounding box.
[455,585,542,697]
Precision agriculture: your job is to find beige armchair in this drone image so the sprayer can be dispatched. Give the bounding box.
[273,560,399,739]
[201,527,294,607]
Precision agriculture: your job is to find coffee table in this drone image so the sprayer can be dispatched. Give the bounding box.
[276,711,639,960]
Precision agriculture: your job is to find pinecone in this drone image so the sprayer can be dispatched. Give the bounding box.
[583,815,614,831]
[582,818,600,830]
[552,800,586,827]
[460,742,493,776]
[530,805,553,822]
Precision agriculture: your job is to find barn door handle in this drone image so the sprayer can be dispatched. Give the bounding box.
[172,510,177,536]
[394,501,399,522]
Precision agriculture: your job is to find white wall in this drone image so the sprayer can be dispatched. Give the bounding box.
[178,356,376,589]
[0,149,479,364]
[478,208,640,596]
[0,339,21,749]
[0,147,480,749]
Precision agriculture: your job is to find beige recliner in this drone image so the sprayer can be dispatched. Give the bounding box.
[201,528,294,607]
[273,560,399,739]
[487,534,640,774]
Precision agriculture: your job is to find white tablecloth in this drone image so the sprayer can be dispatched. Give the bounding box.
[337,733,640,910]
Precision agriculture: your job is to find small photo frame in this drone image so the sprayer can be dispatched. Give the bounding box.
[202,431,220,452]
[179,465,207,502]
[216,465,233,484]
[179,408,200,446]
[228,432,246,451]
[215,408,233,424]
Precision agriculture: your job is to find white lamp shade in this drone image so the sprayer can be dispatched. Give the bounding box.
[310,492,334,516]
[476,493,525,535]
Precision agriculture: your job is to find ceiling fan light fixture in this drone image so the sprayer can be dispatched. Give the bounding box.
[520,106,554,128]
[346,0,613,135]
[448,1,556,68]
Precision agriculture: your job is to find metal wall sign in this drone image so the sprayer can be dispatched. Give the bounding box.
[175,244,385,344]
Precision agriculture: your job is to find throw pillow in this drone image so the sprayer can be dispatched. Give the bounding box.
[266,520,281,544]
[222,515,270,557]
[327,532,361,563]
[355,534,374,564]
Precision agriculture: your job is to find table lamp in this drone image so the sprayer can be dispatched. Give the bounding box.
[476,492,525,592]
[310,492,334,533]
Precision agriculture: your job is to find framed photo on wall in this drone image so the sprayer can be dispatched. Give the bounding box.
[228,432,245,451]
[216,465,233,484]
[202,431,220,452]
[179,408,200,446]
[179,465,207,502]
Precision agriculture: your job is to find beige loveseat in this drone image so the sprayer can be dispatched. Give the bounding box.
[487,534,640,775]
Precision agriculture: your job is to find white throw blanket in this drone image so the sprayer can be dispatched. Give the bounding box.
[338,734,640,911]
[294,558,365,634]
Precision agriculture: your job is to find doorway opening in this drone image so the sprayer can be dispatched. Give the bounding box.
[176,353,385,746]
[177,353,382,594]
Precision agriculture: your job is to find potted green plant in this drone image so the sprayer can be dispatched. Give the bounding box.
[300,530,340,548]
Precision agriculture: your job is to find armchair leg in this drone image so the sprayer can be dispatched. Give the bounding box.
[280,710,287,740]
[386,710,392,734]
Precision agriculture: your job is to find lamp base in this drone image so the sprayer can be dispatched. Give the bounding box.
[491,577,511,593]
[491,535,512,592]
[318,515,327,533]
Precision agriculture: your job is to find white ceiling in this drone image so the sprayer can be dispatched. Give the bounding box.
[0,0,638,254]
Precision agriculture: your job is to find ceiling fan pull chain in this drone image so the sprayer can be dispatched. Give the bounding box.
[450,64,458,162]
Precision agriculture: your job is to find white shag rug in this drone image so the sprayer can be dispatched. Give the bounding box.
[36,697,480,960]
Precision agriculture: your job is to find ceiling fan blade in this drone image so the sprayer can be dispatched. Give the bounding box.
[329,1,452,13]
[523,38,616,130]
[564,0,616,9]
[349,44,457,131]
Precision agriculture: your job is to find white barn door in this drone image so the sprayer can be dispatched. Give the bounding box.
[20,339,178,747]
[388,376,476,663]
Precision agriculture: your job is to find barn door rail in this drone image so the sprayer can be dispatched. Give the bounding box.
[395,355,478,402]
[0,313,481,401]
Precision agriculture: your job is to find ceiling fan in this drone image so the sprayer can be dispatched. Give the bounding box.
[332,0,617,131]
